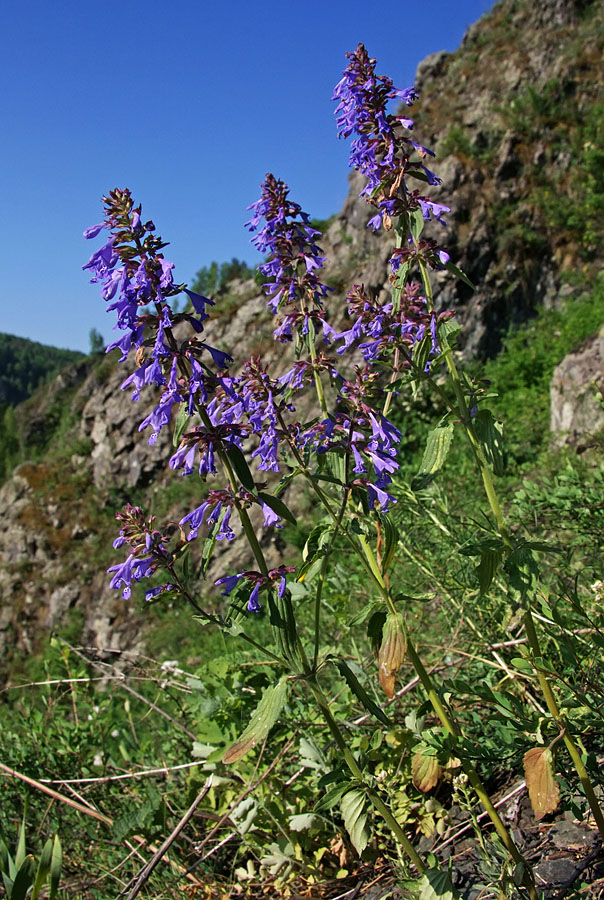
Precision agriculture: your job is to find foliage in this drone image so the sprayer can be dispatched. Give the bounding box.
[0,333,84,405]
[190,257,254,298]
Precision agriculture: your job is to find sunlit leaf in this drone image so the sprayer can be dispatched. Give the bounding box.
[418,867,461,900]
[340,789,370,855]
[412,747,443,792]
[288,813,319,831]
[412,422,455,491]
[172,403,191,447]
[473,409,506,476]
[223,677,288,764]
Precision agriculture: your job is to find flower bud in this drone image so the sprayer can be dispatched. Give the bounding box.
[378,612,406,698]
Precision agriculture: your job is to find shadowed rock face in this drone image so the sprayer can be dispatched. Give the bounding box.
[1,0,603,672]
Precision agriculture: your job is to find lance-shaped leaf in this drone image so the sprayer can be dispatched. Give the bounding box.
[172,403,191,447]
[9,856,36,900]
[378,613,406,699]
[523,746,560,820]
[340,789,370,855]
[330,657,392,726]
[225,445,256,493]
[409,206,426,242]
[412,746,443,793]
[223,677,288,764]
[477,547,502,596]
[376,513,398,574]
[257,490,297,527]
[444,260,475,289]
[412,333,433,375]
[412,422,454,491]
[472,409,506,476]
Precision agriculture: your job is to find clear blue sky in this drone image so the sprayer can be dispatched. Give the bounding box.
[1,0,493,353]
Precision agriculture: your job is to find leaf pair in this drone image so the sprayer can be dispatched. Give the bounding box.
[0,823,61,900]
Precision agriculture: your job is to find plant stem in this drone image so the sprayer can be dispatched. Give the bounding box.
[405,638,538,898]
[523,609,604,840]
[308,676,426,874]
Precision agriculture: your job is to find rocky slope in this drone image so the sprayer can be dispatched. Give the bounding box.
[1,0,603,676]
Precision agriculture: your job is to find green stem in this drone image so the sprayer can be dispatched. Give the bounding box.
[523,609,604,840]
[308,677,426,874]
[406,636,538,896]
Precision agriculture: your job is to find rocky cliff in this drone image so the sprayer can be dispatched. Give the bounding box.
[1,0,602,676]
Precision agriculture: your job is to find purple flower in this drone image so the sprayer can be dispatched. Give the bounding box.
[215,573,243,595]
[83,222,107,240]
[247,175,332,333]
[247,583,262,612]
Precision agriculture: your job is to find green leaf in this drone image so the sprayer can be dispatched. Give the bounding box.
[299,737,325,771]
[31,838,52,899]
[225,445,256,493]
[288,813,319,832]
[472,409,506,476]
[274,468,301,496]
[412,422,455,491]
[444,261,475,290]
[376,513,398,573]
[330,657,392,726]
[477,548,502,595]
[340,789,370,855]
[314,781,349,812]
[438,319,462,346]
[9,856,36,900]
[418,867,461,900]
[257,491,297,527]
[287,581,309,600]
[223,677,288,764]
[409,207,426,242]
[296,553,325,585]
[303,523,332,561]
[412,333,433,375]
[367,608,388,654]
[511,657,533,673]
[172,403,191,447]
[15,815,26,871]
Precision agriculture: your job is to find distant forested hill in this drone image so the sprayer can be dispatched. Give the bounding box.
[0,333,84,405]
[0,333,86,480]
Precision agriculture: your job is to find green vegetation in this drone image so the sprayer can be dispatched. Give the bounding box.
[0,333,84,405]
[190,257,255,298]
[2,263,604,895]
[0,334,88,481]
[2,4,604,895]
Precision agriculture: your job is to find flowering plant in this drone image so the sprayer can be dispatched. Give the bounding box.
[83,43,604,898]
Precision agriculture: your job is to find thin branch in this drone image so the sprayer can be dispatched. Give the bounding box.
[0,761,112,826]
[39,760,204,786]
[118,775,213,900]
[182,735,296,877]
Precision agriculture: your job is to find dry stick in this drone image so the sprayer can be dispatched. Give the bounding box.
[182,736,297,878]
[117,775,213,900]
[39,760,204,786]
[60,639,196,740]
[0,761,112,826]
